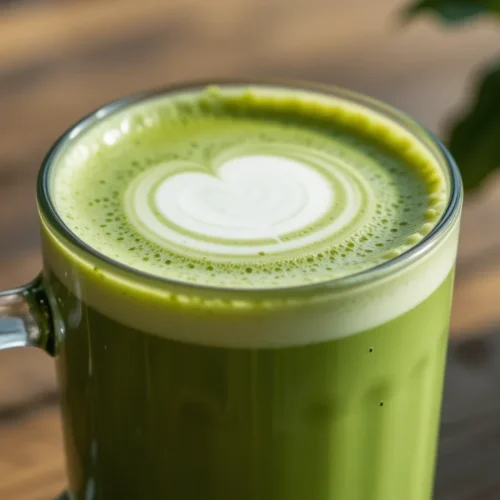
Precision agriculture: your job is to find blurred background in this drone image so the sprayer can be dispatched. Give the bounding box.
[1,0,500,498]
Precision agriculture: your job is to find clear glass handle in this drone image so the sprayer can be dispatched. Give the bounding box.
[0,274,54,354]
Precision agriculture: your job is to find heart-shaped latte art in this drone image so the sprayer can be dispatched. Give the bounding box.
[124,144,374,259]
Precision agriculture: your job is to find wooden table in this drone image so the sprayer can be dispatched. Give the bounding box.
[1,0,500,498]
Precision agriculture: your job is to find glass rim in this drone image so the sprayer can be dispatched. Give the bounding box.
[37,78,463,296]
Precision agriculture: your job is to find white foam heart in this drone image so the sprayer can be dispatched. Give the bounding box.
[125,149,372,258]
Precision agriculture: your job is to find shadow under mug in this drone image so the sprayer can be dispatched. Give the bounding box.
[0,80,463,500]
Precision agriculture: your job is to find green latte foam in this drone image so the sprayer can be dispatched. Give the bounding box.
[51,85,449,288]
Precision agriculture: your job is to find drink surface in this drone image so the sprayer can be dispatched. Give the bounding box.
[50,84,449,289]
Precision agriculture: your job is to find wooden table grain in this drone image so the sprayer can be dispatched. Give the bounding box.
[1,0,500,498]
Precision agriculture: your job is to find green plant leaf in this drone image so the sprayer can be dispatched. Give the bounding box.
[447,62,500,191]
[403,0,500,23]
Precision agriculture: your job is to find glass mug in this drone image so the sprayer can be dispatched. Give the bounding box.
[0,81,462,500]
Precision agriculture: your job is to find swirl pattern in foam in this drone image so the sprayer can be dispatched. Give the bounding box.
[50,85,449,289]
[125,144,373,259]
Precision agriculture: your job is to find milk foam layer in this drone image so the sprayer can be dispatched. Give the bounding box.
[51,85,449,289]
[44,83,460,347]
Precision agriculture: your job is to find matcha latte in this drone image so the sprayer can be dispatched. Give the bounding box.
[40,83,461,500]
